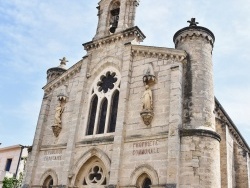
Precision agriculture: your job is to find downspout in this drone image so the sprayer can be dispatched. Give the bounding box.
[15,145,24,178]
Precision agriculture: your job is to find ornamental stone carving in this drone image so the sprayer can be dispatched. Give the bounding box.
[140,85,154,126]
[52,93,67,137]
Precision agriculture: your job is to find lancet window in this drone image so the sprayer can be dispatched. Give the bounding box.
[86,68,120,136]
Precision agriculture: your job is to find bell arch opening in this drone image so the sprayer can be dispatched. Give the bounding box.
[109,0,120,34]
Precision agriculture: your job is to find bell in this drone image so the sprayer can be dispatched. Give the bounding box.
[109,26,117,33]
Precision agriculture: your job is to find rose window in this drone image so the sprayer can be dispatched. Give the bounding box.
[97,71,117,93]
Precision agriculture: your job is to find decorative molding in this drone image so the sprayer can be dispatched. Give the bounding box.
[75,135,115,146]
[131,46,187,62]
[180,129,221,142]
[43,60,83,93]
[39,169,58,186]
[215,97,250,152]
[215,106,248,151]
[125,133,168,143]
[140,111,154,126]
[70,147,111,186]
[83,26,146,51]
[173,26,215,47]
[40,143,67,150]
[130,164,159,185]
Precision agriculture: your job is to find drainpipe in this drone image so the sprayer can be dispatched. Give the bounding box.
[15,145,24,178]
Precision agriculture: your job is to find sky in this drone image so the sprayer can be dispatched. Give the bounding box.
[0,0,250,148]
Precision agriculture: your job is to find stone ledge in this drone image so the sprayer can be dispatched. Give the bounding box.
[180,129,221,142]
[125,131,168,143]
[75,135,114,146]
[83,26,146,51]
[131,45,187,62]
[40,143,67,150]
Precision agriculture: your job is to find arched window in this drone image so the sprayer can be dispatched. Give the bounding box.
[97,98,108,134]
[108,90,119,133]
[86,68,120,136]
[87,95,98,135]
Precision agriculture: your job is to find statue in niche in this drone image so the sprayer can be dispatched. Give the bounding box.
[140,85,154,126]
[54,103,64,127]
[142,85,153,111]
[52,94,66,137]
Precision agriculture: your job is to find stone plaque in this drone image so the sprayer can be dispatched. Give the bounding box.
[166,184,176,188]
[132,140,160,155]
[43,149,63,161]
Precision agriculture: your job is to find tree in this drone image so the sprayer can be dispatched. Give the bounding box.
[2,173,23,188]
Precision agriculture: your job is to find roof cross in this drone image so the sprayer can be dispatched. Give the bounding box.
[187,18,199,27]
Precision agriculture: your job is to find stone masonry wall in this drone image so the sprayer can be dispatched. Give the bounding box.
[234,142,249,188]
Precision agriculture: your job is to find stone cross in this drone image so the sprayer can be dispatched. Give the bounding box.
[187,18,199,27]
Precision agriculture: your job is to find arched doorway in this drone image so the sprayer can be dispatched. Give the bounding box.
[136,173,152,188]
[142,177,152,188]
[42,175,53,188]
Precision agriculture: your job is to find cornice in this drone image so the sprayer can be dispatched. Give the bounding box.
[131,45,187,62]
[180,129,221,142]
[173,26,215,47]
[43,60,83,93]
[215,97,250,152]
[83,26,146,51]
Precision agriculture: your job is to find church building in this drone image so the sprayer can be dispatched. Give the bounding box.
[23,0,250,187]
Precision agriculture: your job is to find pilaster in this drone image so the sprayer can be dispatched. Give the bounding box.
[108,44,132,185]
[166,64,183,186]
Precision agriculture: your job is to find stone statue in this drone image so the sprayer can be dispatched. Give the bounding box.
[142,85,153,111]
[54,103,64,127]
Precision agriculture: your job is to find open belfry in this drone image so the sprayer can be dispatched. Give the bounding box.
[23,1,250,188]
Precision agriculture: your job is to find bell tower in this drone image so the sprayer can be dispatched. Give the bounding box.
[94,0,140,40]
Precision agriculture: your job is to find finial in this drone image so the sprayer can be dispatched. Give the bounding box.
[187,18,199,27]
[59,57,68,69]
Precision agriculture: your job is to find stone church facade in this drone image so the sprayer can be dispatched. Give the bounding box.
[23,0,250,188]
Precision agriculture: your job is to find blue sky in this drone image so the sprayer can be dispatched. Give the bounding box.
[0,0,250,147]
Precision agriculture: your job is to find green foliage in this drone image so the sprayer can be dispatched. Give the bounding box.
[2,173,23,188]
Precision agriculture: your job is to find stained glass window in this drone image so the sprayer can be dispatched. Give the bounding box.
[86,69,120,136]
[97,72,117,93]
[87,95,98,135]
[97,98,108,134]
[108,90,119,133]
